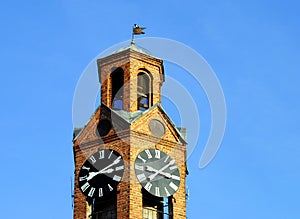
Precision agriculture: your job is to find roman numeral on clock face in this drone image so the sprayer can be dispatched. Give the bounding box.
[171,175,180,181]
[99,188,103,197]
[169,182,178,191]
[164,156,170,163]
[155,187,160,196]
[155,149,161,159]
[89,156,96,164]
[115,165,124,171]
[81,182,90,192]
[144,182,152,192]
[137,173,146,182]
[169,165,178,170]
[137,154,146,163]
[99,150,105,159]
[108,184,113,191]
[164,187,170,196]
[135,164,144,171]
[79,175,88,181]
[113,175,121,182]
[88,187,95,197]
[144,149,152,159]
[108,150,113,159]
[81,166,90,171]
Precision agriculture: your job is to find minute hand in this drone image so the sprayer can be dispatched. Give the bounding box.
[86,156,121,181]
[148,160,175,181]
[146,166,171,178]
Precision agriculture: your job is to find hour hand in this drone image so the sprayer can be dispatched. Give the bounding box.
[86,158,121,181]
[146,166,158,173]
[148,160,175,180]
[86,171,98,181]
[146,166,171,179]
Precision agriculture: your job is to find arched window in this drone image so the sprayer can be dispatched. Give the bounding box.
[137,72,151,111]
[111,68,124,110]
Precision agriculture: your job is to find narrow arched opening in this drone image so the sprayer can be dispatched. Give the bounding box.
[111,68,124,110]
[137,72,152,111]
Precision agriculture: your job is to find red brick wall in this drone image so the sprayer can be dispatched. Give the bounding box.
[73,48,187,219]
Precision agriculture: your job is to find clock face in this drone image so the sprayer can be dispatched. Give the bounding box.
[134,148,180,197]
[78,149,124,198]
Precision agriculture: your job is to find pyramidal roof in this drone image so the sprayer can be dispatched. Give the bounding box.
[110,43,153,57]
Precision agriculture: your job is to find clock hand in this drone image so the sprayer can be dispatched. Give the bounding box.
[86,171,98,181]
[101,168,114,174]
[148,160,175,181]
[86,156,121,181]
[146,166,171,178]
[146,166,158,172]
[98,156,121,173]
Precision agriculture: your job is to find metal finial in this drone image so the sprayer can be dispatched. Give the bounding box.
[131,24,146,45]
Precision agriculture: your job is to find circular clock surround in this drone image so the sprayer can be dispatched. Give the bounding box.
[134,148,180,197]
[149,119,165,137]
[78,149,124,198]
[97,119,112,137]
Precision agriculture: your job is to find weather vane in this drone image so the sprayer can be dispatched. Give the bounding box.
[131,24,146,45]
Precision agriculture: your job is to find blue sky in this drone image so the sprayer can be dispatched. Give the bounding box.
[1,0,300,218]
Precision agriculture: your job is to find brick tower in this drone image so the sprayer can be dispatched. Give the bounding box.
[73,42,187,219]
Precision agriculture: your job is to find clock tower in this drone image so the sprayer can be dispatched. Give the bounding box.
[73,42,187,219]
